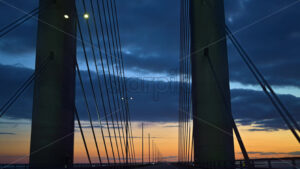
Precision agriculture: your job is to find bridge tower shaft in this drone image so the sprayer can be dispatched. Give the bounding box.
[29,0,77,168]
[190,0,235,168]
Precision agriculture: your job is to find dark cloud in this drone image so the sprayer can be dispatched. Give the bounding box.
[104,136,141,139]
[289,151,300,156]
[231,89,300,131]
[245,151,300,156]
[103,136,161,139]
[0,132,16,135]
[1,0,299,88]
[226,0,300,86]
[115,0,300,87]
[0,64,33,119]
[0,1,300,134]
[75,124,123,129]
[161,156,177,160]
[0,64,179,123]
[1,65,299,133]
[163,125,179,128]
[0,0,38,54]
[116,0,180,75]
[121,52,178,75]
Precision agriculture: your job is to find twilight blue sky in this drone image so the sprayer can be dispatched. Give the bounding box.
[0,0,299,132]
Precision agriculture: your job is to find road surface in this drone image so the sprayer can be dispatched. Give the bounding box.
[136,163,187,169]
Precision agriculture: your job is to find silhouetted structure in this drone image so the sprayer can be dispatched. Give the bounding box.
[29,0,77,168]
[190,0,234,168]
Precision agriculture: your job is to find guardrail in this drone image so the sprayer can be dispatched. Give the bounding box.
[176,157,300,169]
[236,157,300,169]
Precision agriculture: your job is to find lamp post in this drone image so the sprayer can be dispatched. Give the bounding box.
[142,123,144,165]
[148,133,150,164]
[121,96,134,165]
[152,140,154,164]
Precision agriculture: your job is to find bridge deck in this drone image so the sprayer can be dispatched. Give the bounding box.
[136,163,188,169]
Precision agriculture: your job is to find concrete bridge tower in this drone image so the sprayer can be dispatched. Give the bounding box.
[190,0,235,168]
[29,0,77,168]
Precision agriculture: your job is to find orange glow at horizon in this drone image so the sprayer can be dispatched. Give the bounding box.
[0,120,299,164]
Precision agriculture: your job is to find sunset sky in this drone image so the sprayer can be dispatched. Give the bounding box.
[0,0,300,164]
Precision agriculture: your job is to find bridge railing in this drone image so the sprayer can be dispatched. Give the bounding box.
[0,164,29,169]
[0,163,149,169]
[236,157,300,169]
[176,157,300,169]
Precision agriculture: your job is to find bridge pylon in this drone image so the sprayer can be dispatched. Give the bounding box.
[29,0,77,168]
[190,0,235,168]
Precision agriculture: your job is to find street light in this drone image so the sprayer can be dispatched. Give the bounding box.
[121,96,134,165]
[83,13,89,19]
[63,14,69,19]
[121,96,134,100]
